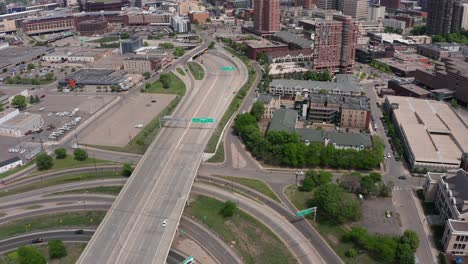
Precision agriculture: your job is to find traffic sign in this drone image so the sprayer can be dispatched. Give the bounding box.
[192,118,201,123]
[192,117,214,123]
[221,66,235,71]
[296,208,313,217]
[182,256,194,264]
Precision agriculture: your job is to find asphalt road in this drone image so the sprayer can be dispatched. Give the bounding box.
[78,47,249,263]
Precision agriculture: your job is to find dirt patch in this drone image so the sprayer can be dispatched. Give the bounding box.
[81,93,175,147]
[173,235,216,264]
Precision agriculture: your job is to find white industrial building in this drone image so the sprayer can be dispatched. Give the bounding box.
[0,110,43,137]
[0,156,23,174]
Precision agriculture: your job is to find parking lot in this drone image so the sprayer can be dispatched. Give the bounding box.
[81,93,175,147]
[355,197,402,235]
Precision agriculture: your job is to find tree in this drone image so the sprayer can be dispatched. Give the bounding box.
[29,95,35,104]
[401,230,420,252]
[34,95,40,104]
[12,95,27,109]
[48,240,67,259]
[159,42,175,49]
[159,73,171,89]
[233,113,257,134]
[143,41,149,47]
[450,98,459,109]
[145,83,151,90]
[220,200,237,217]
[36,153,53,170]
[208,41,215,49]
[345,248,357,258]
[73,148,88,161]
[305,170,333,189]
[396,242,415,264]
[120,32,130,39]
[0,104,3,112]
[206,17,212,23]
[143,72,151,80]
[360,176,378,195]
[44,72,54,81]
[17,246,46,264]
[411,25,426,36]
[301,175,315,192]
[173,47,185,57]
[311,184,362,223]
[54,148,67,159]
[250,101,265,121]
[71,67,76,72]
[121,163,134,177]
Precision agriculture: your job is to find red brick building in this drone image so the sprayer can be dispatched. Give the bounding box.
[188,11,210,25]
[254,0,280,33]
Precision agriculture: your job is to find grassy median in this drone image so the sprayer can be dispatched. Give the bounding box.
[0,211,106,240]
[217,175,280,203]
[187,62,204,80]
[184,195,295,264]
[52,186,123,196]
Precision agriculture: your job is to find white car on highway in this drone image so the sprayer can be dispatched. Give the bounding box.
[162,219,168,227]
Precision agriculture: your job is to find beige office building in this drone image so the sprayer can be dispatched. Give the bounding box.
[342,0,368,20]
[0,19,16,33]
[123,57,162,73]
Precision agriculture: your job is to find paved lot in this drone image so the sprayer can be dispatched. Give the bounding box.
[81,93,175,147]
[356,197,401,235]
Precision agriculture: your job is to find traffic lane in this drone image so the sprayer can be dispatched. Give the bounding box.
[0,195,115,210]
[180,217,241,264]
[0,204,110,225]
[0,179,126,204]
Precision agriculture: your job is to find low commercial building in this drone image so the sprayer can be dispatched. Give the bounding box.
[244,40,288,61]
[388,79,431,98]
[123,56,162,73]
[58,69,132,90]
[0,46,53,73]
[43,49,110,63]
[424,170,468,256]
[269,74,363,98]
[0,156,23,174]
[417,42,465,61]
[0,108,19,125]
[0,112,43,137]
[414,58,468,104]
[385,96,468,170]
[296,129,372,150]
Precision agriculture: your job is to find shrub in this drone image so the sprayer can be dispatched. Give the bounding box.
[17,246,46,264]
[345,248,357,258]
[54,148,67,159]
[36,153,53,170]
[220,200,237,217]
[48,240,67,259]
[121,163,134,177]
[73,148,88,161]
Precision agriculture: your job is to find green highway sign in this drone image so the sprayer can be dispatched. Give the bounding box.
[192,117,214,123]
[296,208,313,217]
[182,256,194,264]
[221,66,235,71]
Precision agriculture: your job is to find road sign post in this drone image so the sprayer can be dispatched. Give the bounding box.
[221,66,235,71]
[296,207,317,220]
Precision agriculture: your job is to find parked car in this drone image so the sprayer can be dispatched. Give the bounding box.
[385,211,392,218]
[31,238,44,244]
[398,176,407,180]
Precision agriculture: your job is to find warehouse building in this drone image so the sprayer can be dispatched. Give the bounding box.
[385,96,468,170]
[0,112,43,137]
[0,156,23,174]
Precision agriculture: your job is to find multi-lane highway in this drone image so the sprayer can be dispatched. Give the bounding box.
[78,48,250,263]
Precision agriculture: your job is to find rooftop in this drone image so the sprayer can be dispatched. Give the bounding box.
[270,74,362,94]
[0,156,21,168]
[0,113,42,128]
[257,93,279,105]
[0,47,53,69]
[443,170,468,211]
[244,40,287,49]
[268,108,298,133]
[59,69,126,86]
[308,94,371,111]
[296,129,372,148]
[387,96,468,166]
[273,31,313,49]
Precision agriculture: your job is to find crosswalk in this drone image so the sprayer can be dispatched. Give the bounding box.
[392,185,419,191]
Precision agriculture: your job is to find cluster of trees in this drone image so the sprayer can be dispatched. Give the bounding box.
[208,41,215,49]
[159,42,175,49]
[233,113,384,169]
[173,47,185,57]
[54,148,67,159]
[370,60,391,73]
[220,200,237,218]
[148,34,164,40]
[36,148,88,170]
[159,73,171,89]
[143,72,151,80]
[410,25,426,36]
[216,37,248,55]
[343,227,420,264]
[12,95,27,109]
[16,240,68,264]
[119,32,130,39]
[29,95,41,105]
[432,29,468,45]
[301,170,332,191]
[250,101,265,121]
[382,113,404,158]
[384,27,403,34]
[310,183,362,224]
[4,73,54,85]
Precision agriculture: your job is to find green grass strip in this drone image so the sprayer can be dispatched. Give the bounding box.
[217,175,280,203]
[187,62,205,80]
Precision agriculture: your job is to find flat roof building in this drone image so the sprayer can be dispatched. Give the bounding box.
[385,96,468,170]
[0,113,43,137]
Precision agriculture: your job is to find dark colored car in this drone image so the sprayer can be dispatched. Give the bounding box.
[398,176,407,180]
[31,238,44,244]
[74,230,84,234]
[40,95,46,98]
[25,130,32,135]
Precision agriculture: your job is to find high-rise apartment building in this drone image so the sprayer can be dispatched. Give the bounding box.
[427,0,464,35]
[300,14,358,73]
[254,0,280,33]
[379,0,400,9]
[316,0,337,9]
[341,0,368,20]
[368,5,386,21]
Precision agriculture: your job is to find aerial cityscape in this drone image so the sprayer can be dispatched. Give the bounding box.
[0,0,467,263]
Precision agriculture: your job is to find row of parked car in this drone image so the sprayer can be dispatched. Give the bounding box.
[47,116,82,140]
